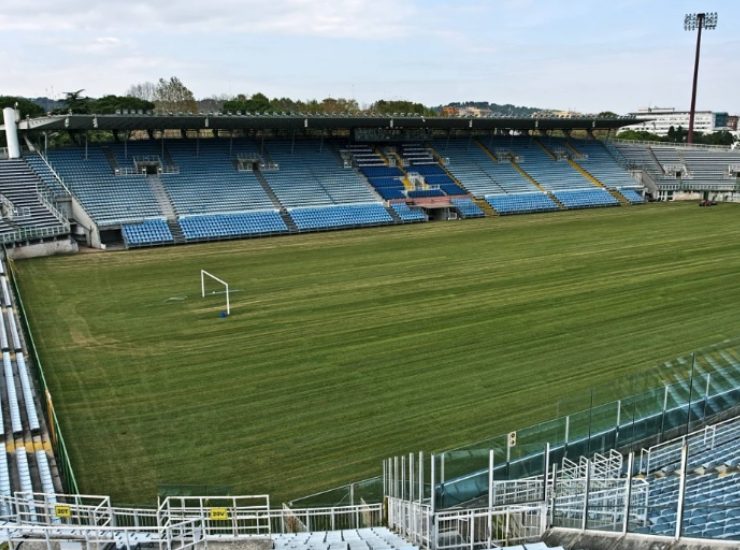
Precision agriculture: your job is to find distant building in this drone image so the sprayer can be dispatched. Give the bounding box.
[458,106,493,117]
[619,107,731,136]
[727,115,738,131]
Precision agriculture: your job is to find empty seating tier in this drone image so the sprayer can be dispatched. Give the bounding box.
[24,155,68,196]
[407,189,444,198]
[551,188,619,209]
[121,219,175,247]
[179,210,288,241]
[391,204,427,223]
[263,141,380,208]
[45,148,163,225]
[272,527,418,550]
[567,139,639,189]
[486,192,559,215]
[162,139,275,215]
[617,188,646,204]
[433,139,538,196]
[359,166,407,201]
[503,138,590,191]
[0,160,69,242]
[451,198,485,218]
[289,204,392,231]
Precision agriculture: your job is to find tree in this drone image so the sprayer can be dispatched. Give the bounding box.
[91,95,155,114]
[126,82,157,102]
[368,99,436,116]
[616,129,663,142]
[222,92,271,114]
[60,89,91,114]
[0,96,45,118]
[197,96,229,114]
[597,111,618,118]
[696,130,735,146]
[153,77,197,114]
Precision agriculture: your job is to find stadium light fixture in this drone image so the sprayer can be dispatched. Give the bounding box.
[684,12,718,145]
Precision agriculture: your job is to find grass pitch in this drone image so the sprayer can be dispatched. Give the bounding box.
[16,203,740,505]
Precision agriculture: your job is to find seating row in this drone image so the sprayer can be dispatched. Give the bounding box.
[618,188,646,204]
[551,188,620,209]
[179,211,288,241]
[121,218,174,247]
[391,204,427,223]
[289,204,392,231]
[451,198,485,218]
[485,192,559,215]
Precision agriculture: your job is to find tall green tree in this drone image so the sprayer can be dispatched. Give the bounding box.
[222,92,271,114]
[60,89,91,114]
[0,96,45,118]
[368,99,436,116]
[91,95,155,114]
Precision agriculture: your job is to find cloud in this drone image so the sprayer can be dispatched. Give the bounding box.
[0,0,416,39]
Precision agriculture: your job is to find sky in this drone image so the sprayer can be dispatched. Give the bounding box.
[1,0,737,114]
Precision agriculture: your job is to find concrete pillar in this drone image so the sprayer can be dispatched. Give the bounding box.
[3,108,21,158]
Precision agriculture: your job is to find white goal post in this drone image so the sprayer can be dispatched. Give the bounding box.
[200,270,230,316]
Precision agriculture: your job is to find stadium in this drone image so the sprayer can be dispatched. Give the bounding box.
[0,3,739,550]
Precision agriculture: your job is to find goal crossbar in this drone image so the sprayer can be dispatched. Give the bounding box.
[200,270,230,316]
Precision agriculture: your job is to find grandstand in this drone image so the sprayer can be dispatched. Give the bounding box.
[0,112,736,252]
[2,112,736,250]
[614,141,740,201]
[1,111,740,550]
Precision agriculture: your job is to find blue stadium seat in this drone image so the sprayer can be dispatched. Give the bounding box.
[552,188,620,209]
[485,192,559,215]
[121,218,174,247]
[288,204,393,231]
[451,198,485,218]
[179,211,288,241]
[391,203,427,223]
[618,188,646,204]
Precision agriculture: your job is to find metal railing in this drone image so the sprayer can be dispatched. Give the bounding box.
[610,138,733,151]
[6,257,80,494]
[388,497,547,550]
[0,224,70,245]
[0,491,382,542]
[383,347,740,510]
[35,150,73,199]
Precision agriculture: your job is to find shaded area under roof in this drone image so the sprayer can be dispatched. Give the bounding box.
[5,114,647,133]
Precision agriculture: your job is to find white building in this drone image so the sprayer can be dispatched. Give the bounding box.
[618,107,730,136]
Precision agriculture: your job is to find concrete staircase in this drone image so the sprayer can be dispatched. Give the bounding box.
[474,198,496,217]
[252,169,298,232]
[253,170,285,210]
[146,176,186,243]
[101,146,120,173]
[385,205,402,223]
[279,211,298,232]
[147,176,177,220]
[510,159,549,194]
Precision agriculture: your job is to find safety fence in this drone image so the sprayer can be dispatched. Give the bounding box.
[0,492,383,549]
[6,255,80,494]
[387,496,546,550]
[383,343,740,509]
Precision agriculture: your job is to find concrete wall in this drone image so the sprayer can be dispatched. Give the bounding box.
[69,198,101,248]
[655,190,740,202]
[7,238,78,260]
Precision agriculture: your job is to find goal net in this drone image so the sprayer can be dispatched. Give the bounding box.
[200,270,230,316]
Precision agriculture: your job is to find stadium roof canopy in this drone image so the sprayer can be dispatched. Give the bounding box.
[7,114,647,133]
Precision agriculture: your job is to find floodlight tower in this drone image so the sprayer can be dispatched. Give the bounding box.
[684,12,718,145]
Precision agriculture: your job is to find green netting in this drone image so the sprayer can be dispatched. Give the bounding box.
[396,342,739,509]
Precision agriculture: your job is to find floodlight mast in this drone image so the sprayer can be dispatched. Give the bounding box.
[684,12,718,145]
